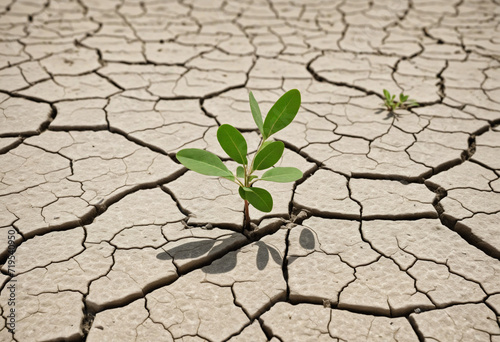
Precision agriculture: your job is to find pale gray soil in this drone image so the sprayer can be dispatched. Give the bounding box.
[0,0,499,341]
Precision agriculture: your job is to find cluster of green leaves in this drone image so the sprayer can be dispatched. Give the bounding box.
[383,89,419,111]
[176,89,303,213]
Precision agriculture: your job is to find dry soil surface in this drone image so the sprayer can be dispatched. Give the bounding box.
[0,0,500,341]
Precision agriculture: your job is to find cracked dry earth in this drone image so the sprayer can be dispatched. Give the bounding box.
[1,0,500,341]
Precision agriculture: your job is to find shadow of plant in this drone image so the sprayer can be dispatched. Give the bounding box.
[157,239,217,261]
[155,227,316,274]
[299,226,315,250]
[374,108,395,121]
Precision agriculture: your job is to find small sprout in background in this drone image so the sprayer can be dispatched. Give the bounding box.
[176,89,303,232]
[383,89,419,111]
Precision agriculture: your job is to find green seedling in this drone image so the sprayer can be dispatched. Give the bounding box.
[176,89,303,231]
[383,89,419,111]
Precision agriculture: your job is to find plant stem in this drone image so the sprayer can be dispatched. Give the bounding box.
[249,137,266,174]
[244,199,250,231]
[243,138,266,232]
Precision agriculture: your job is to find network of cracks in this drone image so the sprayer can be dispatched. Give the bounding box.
[0,0,500,341]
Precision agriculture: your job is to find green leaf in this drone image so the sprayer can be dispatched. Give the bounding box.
[238,186,246,200]
[260,140,273,149]
[217,124,248,165]
[253,141,284,171]
[177,149,233,178]
[222,174,235,182]
[383,89,391,101]
[236,166,245,179]
[249,175,258,182]
[242,187,273,212]
[260,167,303,183]
[262,89,301,139]
[249,91,264,136]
